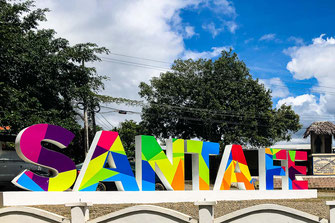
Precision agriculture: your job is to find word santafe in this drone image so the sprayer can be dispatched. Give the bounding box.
[12,124,308,192]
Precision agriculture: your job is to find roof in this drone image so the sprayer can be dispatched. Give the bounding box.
[303,121,335,138]
[270,144,311,150]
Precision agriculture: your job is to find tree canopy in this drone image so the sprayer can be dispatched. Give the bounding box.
[139,51,301,149]
[0,0,108,162]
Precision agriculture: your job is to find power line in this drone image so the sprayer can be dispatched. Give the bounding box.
[100,58,335,95]
[96,114,113,130]
[95,115,111,130]
[100,102,335,120]
[98,113,115,129]
[262,83,335,95]
[106,52,172,64]
[101,53,334,93]
[100,53,335,94]
[100,59,168,72]
[100,57,171,71]
[100,105,316,130]
[99,105,335,129]
[99,97,326,120]
[100,106,141,115]
[99,50,335,92]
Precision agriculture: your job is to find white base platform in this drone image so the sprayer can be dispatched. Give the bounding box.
[0,190,317,206]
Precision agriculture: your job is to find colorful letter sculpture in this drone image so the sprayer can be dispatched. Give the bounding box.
[264,148,287,190]
[12,124,77,191]
[136,135,185,191]
[73,131,139,191]
[259,148,308,190]
[12,124,310,192]
[214,145,254,190]
[186,140,220,190]
[288,151,308,190]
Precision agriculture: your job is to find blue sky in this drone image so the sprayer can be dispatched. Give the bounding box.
[35,0,335,144]
[181,0,335,101]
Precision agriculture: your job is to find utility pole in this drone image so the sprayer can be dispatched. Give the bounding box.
[82,60,89,156]
[83,102,89,155]
[91,109,96,135]
[90,101,100,136]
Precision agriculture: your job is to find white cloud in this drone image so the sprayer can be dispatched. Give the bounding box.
[202,20,237,37]
[224,20,238,33]
[286,34,335,114]
[244,38,254,44]
[276,94,323,116]
[34,0,206,126]
[275,35,335,143]
[276,94,335,143]
[34,0,204,98]
[259,78,289,98]
[32,0,240,128]
[212,0,236,17]
[287,34,335,81]
[259,33,276,41]
[287,36,304,45]
[201,0,238,36]
[202,22,224,38]
[184,26,196,38]
[183,46,230,60]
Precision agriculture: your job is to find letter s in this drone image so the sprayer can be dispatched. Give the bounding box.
[12,124,77,191]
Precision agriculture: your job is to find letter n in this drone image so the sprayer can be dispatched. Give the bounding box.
[135,135,184,191]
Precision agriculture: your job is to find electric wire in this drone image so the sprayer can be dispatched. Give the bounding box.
[105,52,172,64]
[99,105,329,130]
[100,103,335,121]
[95,115,111,130]
[100,57,171,71]
[100,56,335,95]
[95,52,335,132]
[98,113,115,129]
[96,114,113,130]
[100,53,335,91]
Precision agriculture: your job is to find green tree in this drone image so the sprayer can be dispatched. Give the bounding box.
[139,50,301,149]
[0,0,109,162]
[112,120,143,158]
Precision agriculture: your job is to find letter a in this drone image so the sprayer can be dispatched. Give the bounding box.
[214,145,254,190]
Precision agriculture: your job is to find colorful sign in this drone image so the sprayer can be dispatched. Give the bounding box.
[12,124,308,191]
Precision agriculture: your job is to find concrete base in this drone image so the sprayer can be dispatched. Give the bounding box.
[0,190,317,206]
[195,201,217,223]
[0,201,330,223]
[327,201,335,223]
[65,202,92,223]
